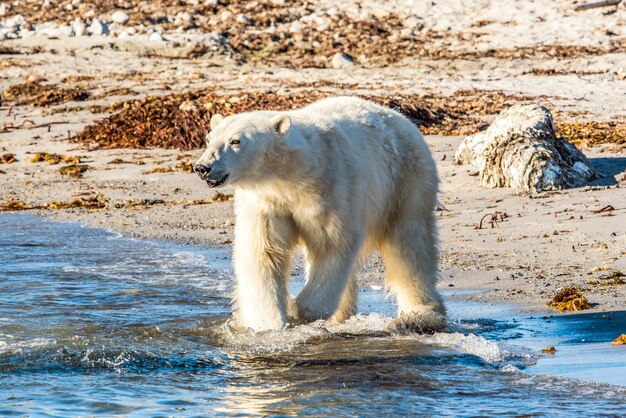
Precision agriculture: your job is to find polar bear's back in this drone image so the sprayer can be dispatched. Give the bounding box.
[290,96,432,173]
[286,96,438,231]
[294,96,403,129]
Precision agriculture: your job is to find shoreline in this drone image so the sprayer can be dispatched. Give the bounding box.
[2,0,625,319]
[2,130,624,316]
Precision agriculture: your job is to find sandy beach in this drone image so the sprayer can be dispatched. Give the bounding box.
[1,0,625,316]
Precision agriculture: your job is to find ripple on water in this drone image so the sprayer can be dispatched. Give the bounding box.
[1,213,625,416]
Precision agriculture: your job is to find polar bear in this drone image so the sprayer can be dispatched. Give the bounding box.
[195,96,445,332]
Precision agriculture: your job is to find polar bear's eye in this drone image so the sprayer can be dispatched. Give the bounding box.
[230,138,241,146]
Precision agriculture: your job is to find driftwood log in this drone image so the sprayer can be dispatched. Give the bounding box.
[454,104,597,193]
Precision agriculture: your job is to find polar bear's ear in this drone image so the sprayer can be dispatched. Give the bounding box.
[210,114,224,130]
[271,114,291,135]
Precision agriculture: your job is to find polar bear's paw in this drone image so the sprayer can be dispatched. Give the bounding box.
[389,311,447,334]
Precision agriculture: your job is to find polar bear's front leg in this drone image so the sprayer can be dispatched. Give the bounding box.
[233,207,297,331]
[295,241,361,322]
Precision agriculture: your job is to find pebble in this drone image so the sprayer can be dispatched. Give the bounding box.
[175,11,193,25]
[111,10,130,24]
[5,14,26,29]
[289,21,303,33]
[73,19,86,37]
[0,2,8,17]
[118,30,131,39]
[88,18,109,36]
[149,31,166,42]
[404,16,423,30]
[220,10,233,21]
[331,52,355,69]
[236,14,254,25]
[25,73,44,83]
[58,24,74,37]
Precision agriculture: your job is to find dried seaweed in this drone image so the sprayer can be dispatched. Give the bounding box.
[0,195,106,211]
[74,90,327,150]
[0,153,17,164]
[547,287,591,312]
[72,89,473,150]
[0,201,41,211]
[2,82,90,107]
[9,1,625,66]
[72,88,625,150]
[48,194,107,209]
[556,121,626,148]
[59,164,91,178]
[30,152,82,165]
[596,271,626,286]
[0,46,24,55]
[210,192,234,202]
[115,198,166,209]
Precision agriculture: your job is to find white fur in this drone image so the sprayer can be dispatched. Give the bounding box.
[196,96,445,331]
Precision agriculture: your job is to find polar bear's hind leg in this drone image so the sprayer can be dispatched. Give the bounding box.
[380,212,446,331]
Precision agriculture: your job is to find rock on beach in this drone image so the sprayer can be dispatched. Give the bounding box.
[454,104,597,193]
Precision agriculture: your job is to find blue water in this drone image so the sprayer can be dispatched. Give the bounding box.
[0,213,625,416]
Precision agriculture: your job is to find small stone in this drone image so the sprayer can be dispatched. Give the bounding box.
[0,2,9,17]
[65,3,74,11]
[5,14,26,29]
[205,0,219,5]
[149,31,166,42]
[111,10,130,24]
[404,16,423,30]
[331,52,354,69]
[25,73,44,83]
[236,13,253,25]
[176,11,193,23]
[58,24,73,37]
[289,21,303,33]
[73,20,86,37]
[118,30,131,39]
[37,24,60,39]
[88,19,109,36]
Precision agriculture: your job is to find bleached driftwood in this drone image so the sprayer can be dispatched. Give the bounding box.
[454,104,597,193]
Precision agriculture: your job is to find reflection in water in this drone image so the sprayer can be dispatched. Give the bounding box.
[1,214,625,416]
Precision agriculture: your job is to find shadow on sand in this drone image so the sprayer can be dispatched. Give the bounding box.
[589,157,626,186]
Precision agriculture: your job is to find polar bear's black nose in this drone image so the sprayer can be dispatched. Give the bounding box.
[194,164,211,180]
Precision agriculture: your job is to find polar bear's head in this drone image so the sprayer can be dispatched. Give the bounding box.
[194,111,292,188]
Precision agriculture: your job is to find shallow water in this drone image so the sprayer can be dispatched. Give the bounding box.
[1,214,625,416]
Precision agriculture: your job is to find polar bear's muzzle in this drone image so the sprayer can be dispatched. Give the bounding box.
[205,173,229,188]
[194,163,229,188]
